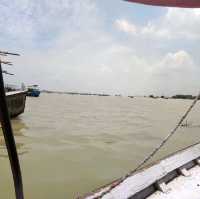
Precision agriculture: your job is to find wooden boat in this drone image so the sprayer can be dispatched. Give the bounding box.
[6,91,27,118]
[81,142,200,199]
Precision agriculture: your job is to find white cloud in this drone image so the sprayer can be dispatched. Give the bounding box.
[0,0,98,46]
[148,51,200,95]
[115,19,137,34]
[2,1,200,96]
[115,8,200,40]
[153,51,194,74]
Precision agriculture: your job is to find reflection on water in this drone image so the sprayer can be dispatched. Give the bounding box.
[0,94,199,199]
[0,118,29,157]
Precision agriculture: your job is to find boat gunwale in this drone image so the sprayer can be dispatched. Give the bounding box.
[80,141,200,199]
[6,90,27,97]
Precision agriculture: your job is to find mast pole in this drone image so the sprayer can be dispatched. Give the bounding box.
[0,55,24,199]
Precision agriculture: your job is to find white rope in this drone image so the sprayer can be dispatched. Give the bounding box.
[94,92,200,199]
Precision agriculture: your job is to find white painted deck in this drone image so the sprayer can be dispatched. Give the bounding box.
[148,165,200,199]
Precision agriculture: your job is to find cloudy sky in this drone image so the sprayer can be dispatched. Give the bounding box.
[1,0,200,96]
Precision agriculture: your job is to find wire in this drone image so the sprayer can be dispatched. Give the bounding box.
[133,92,200,172]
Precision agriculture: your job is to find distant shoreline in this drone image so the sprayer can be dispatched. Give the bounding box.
[148,94,199,100]
[40,90,199,100]
[41,90,111,97]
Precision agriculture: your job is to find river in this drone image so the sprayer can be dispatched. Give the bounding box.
[0,93,200,198]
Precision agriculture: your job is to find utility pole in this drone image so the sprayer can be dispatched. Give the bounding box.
[0,50,24,199]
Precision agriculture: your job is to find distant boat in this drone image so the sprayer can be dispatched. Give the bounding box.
[27,85,40,97]
[6,90,27,118]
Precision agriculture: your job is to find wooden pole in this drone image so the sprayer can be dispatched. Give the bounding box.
[0,57,24,199]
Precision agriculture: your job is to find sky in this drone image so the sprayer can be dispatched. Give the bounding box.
[1,0,200,96]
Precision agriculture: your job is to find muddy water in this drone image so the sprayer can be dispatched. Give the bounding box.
[0,94,199,198]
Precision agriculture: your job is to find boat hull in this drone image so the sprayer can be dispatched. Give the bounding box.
[27,90,40,97]
[6,91,27,118]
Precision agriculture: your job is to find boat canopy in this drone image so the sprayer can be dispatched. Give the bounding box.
[126,0,200,8]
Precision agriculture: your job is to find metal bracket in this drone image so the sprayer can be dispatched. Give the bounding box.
[195,159,200,166]
[156,182,171,193]
[178,168,191,177]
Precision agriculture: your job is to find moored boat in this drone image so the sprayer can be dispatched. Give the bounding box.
[6,90,27,118]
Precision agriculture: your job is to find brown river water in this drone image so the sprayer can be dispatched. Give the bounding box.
[0,93,200,199]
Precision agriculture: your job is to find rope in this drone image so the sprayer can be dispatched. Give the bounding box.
[133,92,200,171]
[94,92,200,199]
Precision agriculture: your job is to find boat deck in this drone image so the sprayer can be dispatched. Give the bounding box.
[148,165,200,199]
